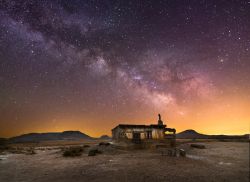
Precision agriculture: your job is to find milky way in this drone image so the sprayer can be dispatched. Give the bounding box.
[0,0,249,137]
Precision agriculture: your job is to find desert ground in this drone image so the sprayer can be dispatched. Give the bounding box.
[0,140,249,182]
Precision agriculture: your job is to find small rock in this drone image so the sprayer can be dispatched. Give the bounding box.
[179,149,186,157]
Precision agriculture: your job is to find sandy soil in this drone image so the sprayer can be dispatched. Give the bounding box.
[0,142,249,182]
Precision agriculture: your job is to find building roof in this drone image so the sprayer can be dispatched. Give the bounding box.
[112,124,166,131]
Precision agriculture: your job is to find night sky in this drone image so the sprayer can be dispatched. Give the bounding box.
[0,0,249,137]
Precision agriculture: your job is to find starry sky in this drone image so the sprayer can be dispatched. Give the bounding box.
[0,0,249,137]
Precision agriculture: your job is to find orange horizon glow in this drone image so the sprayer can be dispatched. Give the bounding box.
[1,90,249,138]
[1,107,249,138]
[1,122,249,138]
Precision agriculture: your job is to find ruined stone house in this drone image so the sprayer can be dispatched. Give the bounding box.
[112,114,176,144]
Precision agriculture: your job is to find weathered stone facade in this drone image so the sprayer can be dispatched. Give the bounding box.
[111,114,176,143]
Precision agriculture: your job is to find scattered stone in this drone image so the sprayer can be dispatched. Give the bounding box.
[186,154,204,160]
[25,148,36,155]
[179,149,186,157]
[219,162,232,165]
[190,144,205,149]
[26,150,36,155]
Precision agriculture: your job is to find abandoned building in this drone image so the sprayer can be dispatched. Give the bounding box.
[112,114,176,144]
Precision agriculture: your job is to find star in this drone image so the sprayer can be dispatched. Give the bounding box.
[0,0,249,137]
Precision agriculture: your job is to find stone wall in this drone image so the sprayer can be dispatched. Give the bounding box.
[112,127,166,140]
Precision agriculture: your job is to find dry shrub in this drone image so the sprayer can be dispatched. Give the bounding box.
[99,142,110,146]
[190,144,206,149]
[88,149,102,156]
[63,146,84,157]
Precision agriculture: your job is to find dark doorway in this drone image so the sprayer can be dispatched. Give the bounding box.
[147,131,152,139]
[132,132,141,144]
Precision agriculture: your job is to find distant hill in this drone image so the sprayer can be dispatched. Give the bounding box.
[9,131,92,143]
[177,129,209,139]
[5,130,249,143]
[99,135,111,140]
[177,129,249,139]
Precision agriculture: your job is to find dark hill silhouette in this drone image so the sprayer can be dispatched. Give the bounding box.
[177,129,249,139]
[99,135,111,140]
[9,131,92,143]
[177,129,209,139]
[4,129,249,143]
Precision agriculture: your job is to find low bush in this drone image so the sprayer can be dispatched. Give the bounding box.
[88,149,102,156]
[99,142,110,146]
[190,144,206,149]
[63,146,84,157]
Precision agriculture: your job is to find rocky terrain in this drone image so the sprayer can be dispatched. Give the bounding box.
[0,140,249,182]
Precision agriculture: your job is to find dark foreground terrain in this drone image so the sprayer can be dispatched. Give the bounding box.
[0,141,249,182]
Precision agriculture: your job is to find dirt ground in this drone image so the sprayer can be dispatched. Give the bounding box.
[0,141,249,182]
